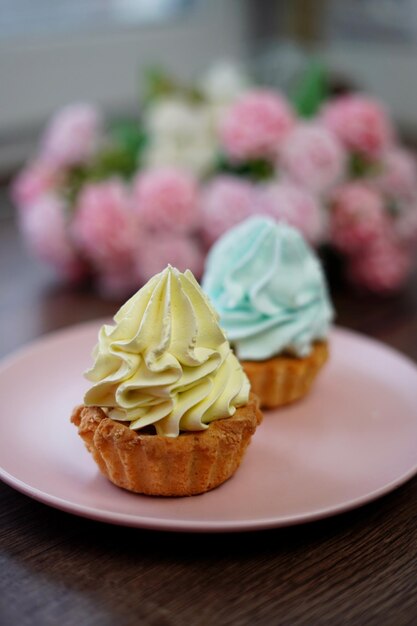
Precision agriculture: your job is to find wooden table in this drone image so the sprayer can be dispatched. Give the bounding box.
[1,214,417,626]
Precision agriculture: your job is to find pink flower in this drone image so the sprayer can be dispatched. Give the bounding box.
[97,269,141,300]
[19,194,85,281]
[200,176,255,245]
[220,90,294,161]
[11,160,61,209]
[394,203,417,246]
[132,167,199,233]
[72,180,138,271]
[254,182,325,245]
[347,235,413,293]
[136,232,204,283]
[374,147,417,202]
[279,123,347,194]
[41,103,101,167]
[330,183,389,254]
[322,95,393,158]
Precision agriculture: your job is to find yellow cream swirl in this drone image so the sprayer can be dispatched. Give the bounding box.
[84,266,250,437]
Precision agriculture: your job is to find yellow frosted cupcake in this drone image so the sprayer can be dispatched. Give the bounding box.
[71,266,262,496]
[202,217,334,409]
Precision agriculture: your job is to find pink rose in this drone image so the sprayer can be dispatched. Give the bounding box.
[347,235,412,293]
[132,167,199,233]
[330,183,389,254]
[200,176,255,245]
[41,103,101,167]
[254,182,325,245]
[374,147,417,202]
[136,232,204,283]
[220,90,294,161]
[11,160,61,209]
[19,194,85,281]
[322,95,393,158]
[72,180,138,271]
[279,123,347,194]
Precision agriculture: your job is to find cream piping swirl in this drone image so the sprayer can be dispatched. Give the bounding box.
[84,266,249,437]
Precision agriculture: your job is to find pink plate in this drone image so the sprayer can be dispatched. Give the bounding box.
[0,322,417,532]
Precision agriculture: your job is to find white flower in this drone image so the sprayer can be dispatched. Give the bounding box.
[144,98,218,178]
[200,61,250,106]
[200,61,251,130]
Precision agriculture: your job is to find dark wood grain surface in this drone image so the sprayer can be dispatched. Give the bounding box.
[1,214,417,626]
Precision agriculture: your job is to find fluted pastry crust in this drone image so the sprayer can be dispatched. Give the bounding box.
[241,342,329,409]
[71,393,262,496]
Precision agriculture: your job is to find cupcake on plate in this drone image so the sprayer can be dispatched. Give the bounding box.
[202,216,334,408]
[71,265,262,496]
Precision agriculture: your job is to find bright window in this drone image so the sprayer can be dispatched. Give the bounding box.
[0,0,193,40]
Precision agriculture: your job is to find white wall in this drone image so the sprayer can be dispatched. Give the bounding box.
[0,0,248,166]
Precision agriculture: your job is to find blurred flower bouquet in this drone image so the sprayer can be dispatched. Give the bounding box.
[12,62,417,297]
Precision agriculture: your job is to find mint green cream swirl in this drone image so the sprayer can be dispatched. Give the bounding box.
[202,217,334,360]
[84,266,249,437]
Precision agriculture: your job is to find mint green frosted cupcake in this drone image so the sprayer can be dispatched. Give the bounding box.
[202,216,333,408]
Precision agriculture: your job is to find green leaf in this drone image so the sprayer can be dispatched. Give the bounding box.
[91,149,135,179]
[291,61,328,118]
[216,155,275,182]
[109,120,148,165]
[349,152,382,178]
[141,65,205,106]
[142,66,178,104]
[61,165,90,208]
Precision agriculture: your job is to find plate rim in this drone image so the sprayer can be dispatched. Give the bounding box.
[1,458,417,533]
[1,321,417,533]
